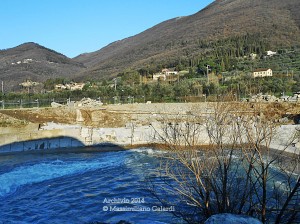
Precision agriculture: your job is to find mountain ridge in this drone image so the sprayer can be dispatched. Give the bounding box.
[0,42,85,91]
[73,0,300,80]
[1,0,300,90]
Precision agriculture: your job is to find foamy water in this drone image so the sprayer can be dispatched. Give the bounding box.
[0,149,180,223]
[0,156,122,197]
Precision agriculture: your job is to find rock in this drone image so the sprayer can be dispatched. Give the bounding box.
[75,97,103,107]
[293,114,300,124]
[76,109,84,122]
[279,117,289,123]
[116,221,131,224]
[51,102,64,108]
[205,213,262,224]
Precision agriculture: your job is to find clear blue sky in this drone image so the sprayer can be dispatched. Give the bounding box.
[0,0,214,58]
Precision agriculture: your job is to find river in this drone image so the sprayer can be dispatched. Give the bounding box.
[1,147,299,223]
[0,148,182,224]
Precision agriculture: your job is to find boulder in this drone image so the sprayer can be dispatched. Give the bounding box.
[51,102,64,108]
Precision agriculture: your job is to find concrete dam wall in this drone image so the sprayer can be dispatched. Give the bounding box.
[1,102,299,155]
[0,122,155,154]
[0,121,299,155]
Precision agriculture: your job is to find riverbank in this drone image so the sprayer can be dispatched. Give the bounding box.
[0,102,299,154]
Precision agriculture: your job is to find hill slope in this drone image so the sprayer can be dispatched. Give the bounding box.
[74,0,300,79]
[0,42,85,91]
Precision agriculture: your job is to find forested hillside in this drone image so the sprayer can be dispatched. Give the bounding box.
[0,43,85,91]
[74,0,300,80]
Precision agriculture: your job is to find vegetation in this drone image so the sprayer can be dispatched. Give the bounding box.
[149,101,300,223]
[75,0,300,80]
[1,37,300,106]
[74,40,300,102]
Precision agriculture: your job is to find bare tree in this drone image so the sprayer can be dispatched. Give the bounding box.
[149,101,300,223]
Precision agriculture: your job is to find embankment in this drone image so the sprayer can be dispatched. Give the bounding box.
[0,102,299,154]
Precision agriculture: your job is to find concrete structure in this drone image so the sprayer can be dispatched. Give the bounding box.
[252,68,273,78]
[0,124,84,153]
[0,120,299,155]
[0,103,299,154]
[0,122,155,154]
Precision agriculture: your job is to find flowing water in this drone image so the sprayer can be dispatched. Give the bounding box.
[1,147,298,224]
[0,148,182,224]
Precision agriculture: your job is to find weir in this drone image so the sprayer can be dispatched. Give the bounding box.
[0,121,299,155]
[0,122,154,154]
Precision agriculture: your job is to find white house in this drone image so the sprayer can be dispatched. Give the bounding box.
[250,53,257,60]
[252,69,273,78]
[55,82,85,91]
[68,83,85,91]
[162,69,178,76]
[19,80,39,88]
[55,84,67,90]
[153,68,179,81]
[266,50,277,57]
[153,73,166,81]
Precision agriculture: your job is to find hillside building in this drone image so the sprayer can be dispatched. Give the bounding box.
[252,69,273,78]
[162,69,178,76]
[55,82,85,91]
[153,68,179,81]
[266,50,277,57]
[249,53,257,60]
[19,80,41,93]
[55,84,67,90]
[153,73,166,81]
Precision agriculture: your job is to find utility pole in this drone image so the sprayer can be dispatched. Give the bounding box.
[113,78,117,91]
[1,81,3,93]
[206,65,210,84]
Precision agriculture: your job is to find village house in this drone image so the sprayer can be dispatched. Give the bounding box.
[19,80,40,93]
[19,80,39,88]
[266,50,277,57]
[249,53,257,60]
[55,82,85,91]
[252,68,273,78]
[68,83,85,91]
[153,73,166,81]
[162,68,178,76]
[55,84,67,90]
[153,68,179,81]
